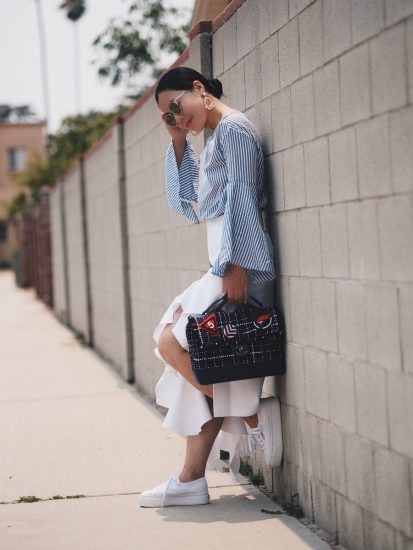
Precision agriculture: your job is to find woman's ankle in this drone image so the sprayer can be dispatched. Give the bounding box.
[242,413,259,429]
[179,471,205,483]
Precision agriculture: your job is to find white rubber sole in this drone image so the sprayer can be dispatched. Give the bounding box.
[140,492,210,508]
[259,396,283,467]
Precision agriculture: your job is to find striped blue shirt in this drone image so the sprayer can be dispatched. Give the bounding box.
[165,110,276,286]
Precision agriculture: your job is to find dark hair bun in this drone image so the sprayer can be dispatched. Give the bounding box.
[207,78,223,99]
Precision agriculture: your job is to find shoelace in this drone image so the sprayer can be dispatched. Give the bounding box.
[161,475,178,509]
[248,425,266,455]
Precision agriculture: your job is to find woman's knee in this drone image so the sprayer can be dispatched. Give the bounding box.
[158,308,184,364]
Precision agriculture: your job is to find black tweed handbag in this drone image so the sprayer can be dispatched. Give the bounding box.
[185,293,285,385]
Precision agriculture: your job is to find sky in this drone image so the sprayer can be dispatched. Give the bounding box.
[0,0,195,134]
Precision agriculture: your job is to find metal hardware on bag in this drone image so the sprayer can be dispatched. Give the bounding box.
[202,293,264,315]
[234,343,249,356]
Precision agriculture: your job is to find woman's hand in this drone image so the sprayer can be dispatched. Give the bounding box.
[223,264,249,304]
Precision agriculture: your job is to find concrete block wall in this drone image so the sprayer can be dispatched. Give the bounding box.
[50,181,66,321]
[48,1,413,546]
[83,129,129,377]
[63,165,88,338]
[210,0,413,548]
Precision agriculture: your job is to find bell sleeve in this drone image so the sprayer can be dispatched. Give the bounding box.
[210,125,276,284]
[165,134,200,224]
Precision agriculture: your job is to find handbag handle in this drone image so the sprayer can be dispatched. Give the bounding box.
[202,293,264,315]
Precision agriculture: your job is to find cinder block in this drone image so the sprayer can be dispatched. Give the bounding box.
[377,195,413,282]
[374,447,413,537]
[129,233,167,269]
[365,282,401,371]
[296,408,322,479]
[363,509,397,550]
[389,106,413,194]
[347,200,381,280]
[212,27,224,77]
[336,280,368,361]
[319,420,346,494]
[291,74,315,144]
[313,60,341,136]
[278,18,300,88]
[271,87,293,152]
[236,0,253,60]
[304,347,329,420]
[327,353,356,432]
[351,0,384,45]
[289,276,313,345]
[339,42,370,125]
[387,372,413,459]
[384,0,413,26]
[312,279,338,353]
[395,530,413,550]
[329,126,358,202]
[311,477,338,538]
[280,342,305,408]
[399,284,413,375]
[265,153,284,212]
[323,0,352,63]
[297,208,322,277]
[408,18,413,104]
[256,96,273,156]
[335,492,365,549]
[251,0,270,48]
[229,61,246,112]
[354,361,388,446]
[320,203,349,278]
[281,403,300,466]
[277,212,299,275]
[244,48,262,109]
[286,462,313,522]
[269,0,288,34]
[223,15,237,71]
[298,0,323,76]
[283,145,305,209]
[260,33,280,100]
[275,274,292,340]
[370,23,407,115]
[304,136,330,206]
[290,0,313,19]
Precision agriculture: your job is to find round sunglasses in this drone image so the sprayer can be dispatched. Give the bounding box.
[161,89,190,127]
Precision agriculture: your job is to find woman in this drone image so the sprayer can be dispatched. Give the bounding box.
[139,67,283,508]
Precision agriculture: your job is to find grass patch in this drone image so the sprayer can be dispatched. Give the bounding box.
[239,459,264,486]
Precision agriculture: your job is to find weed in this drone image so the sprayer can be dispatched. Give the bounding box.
[17,496,41,503]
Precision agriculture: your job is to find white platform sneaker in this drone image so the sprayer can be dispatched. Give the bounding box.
[246,396,283,467]
[139,474,210,508]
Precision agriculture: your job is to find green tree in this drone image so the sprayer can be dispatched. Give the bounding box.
[91,0,192,100]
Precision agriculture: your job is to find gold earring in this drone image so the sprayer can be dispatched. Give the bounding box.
[203,96,215,111]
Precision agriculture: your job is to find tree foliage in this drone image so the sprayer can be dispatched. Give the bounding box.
[91,0,192,96]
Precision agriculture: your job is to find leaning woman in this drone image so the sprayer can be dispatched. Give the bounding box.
[139,67,283,508]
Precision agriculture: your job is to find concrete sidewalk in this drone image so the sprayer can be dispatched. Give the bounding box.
[0,270,332,550]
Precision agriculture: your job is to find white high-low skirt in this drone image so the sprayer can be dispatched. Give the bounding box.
[152,214,275,483]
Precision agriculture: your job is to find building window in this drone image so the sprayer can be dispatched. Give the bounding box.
[0,220,7,242]
[8,147,27,172]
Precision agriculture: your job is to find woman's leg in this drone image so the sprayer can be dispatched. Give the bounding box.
[157,306,214,399]
[179,401,225,482]
[157,306,258,480]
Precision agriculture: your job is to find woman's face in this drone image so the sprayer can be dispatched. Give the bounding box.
[158,81,208,132]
